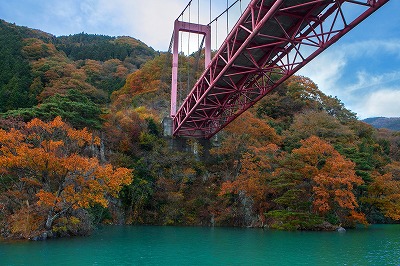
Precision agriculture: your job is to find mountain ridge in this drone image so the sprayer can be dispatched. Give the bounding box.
[0,19,156,113]
[363,117,400,131]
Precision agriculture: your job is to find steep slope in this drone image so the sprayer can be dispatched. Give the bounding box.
[111,57,400,228]
[0,20,35,111]
[0,19,156,128]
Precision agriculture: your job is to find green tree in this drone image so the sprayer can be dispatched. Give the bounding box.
[0,21,34,112]
[3,89,104,129]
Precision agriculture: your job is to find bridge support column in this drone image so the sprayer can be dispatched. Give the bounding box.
[171,20,211,118]
[162,117,173,137]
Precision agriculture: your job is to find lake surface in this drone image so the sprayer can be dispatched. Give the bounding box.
[1,225,399,265]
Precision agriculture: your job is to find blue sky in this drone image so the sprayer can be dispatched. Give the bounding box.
[0,0,399,119]
[298,1,400,119]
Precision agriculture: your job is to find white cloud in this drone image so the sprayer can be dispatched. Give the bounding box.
[355,89,400,118]
[79,0,105,27]
[34,0,189,50]
[102,0,187,50]
[107,0,252,51]
[298,49,347,96]
[343,71,400,118]
[346,71,400,93]
[343,40,400,59]
[298,40,400,118]
[300,39,400,91]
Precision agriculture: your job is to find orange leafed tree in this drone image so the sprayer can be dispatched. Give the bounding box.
[0,117,132,237]
[211,111,282,177]
[219,144,279,225]
[364,163,400,221]
[214,111,282,226]
[293,136,366,225]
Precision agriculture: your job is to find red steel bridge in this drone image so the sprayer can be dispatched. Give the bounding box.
[171,0,390,139]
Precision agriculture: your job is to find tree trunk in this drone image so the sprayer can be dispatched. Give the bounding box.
[45,211,54,230]
[100,132,106,163]
[45,205,72,230]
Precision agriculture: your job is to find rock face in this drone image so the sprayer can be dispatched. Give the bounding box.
[31,231,53,241]
[312,221,339,231]
[337,227,346,232]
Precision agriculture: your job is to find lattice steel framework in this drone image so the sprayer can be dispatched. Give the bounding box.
[173,0,389,138]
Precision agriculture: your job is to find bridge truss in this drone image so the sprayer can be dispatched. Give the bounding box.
[172,0,389,138]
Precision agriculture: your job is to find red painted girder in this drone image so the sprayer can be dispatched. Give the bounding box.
[173,0,390,139]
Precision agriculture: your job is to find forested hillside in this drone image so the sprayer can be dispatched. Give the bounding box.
[0,19,155,114]
[1,20,399,240]
[363,117,400,131]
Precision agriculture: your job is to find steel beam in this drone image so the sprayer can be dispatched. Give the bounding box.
[173,0,390,138]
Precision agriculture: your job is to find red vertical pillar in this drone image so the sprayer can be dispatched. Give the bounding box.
[170,20,211,118]
[171,21,180,118]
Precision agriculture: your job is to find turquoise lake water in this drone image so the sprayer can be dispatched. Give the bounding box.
[1,225,399,265]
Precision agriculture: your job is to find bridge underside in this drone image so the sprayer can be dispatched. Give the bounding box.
[173,0,389,139]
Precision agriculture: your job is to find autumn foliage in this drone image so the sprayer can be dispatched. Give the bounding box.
[209,77,399,229]
[362,166,400,221]
[0,117,132,239]
[1,19,400,236]
[292,136,366,225]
